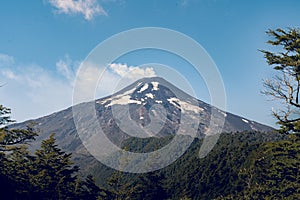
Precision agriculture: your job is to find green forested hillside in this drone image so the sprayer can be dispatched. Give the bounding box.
[78,130,299,199]
[217,133,300,199]
[108,131,299,200]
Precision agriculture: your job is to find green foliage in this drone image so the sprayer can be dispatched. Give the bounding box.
[217,133,300,199]
[106,171,127,199]
[0,102,105,199]
[261,28,300,134]
[4,145,35,198]
[29,133,79,199]
[128,172,167,200]
[262,28,300,72]
[92,131,285,200]
[0,104,37,152]
[0,104,38,198]
[75,175,108,200]
[0,104,14,126]
[2,132,105,199]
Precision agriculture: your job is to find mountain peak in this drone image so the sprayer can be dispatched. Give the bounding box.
[108,76,195,104]
[12,76,274,148]
[98,76,198,110]
[114,76,169,95]
[10,75,274,175]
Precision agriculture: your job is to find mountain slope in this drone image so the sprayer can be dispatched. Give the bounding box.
[10,77,274,183]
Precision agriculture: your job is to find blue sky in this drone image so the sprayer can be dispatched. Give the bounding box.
[1,0,300,127]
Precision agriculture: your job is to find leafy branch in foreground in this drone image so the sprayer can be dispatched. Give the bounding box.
[0,104,38,152]
[261,28,300,134]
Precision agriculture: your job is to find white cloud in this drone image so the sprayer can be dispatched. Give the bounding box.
[48,0,107,20]
[109,63,156,79]
[2,70,19,81]
[0,64,73,122]
[56,54,79,81]
[0,53,15,67]
[74,62,122,103]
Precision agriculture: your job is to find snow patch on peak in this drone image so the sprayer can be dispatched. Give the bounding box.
[155,100,162,103]
[217,110,227,117]
[242,119,249,123]
[151,82,159,91]
[100,87,143,107]
[138,83,148,93]
[167,98,203,113]
[145,93,154,99]
[105,96,142,107]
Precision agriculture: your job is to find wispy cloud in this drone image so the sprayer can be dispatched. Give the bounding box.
[48,0,107,20]
[0,53,15,67]
[1,63,73,122]
[109,63,156,79]
[56,54,79,81]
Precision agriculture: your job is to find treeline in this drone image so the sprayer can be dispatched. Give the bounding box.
[106,131,299,199]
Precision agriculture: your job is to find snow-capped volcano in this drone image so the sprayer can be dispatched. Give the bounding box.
[74,77,272,144]
[9,76,274,180]
[93,77,209,141]
[11,77,273,145]
[99,77,205,114]
[11,76,274,153]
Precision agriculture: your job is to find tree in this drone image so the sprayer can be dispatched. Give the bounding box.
[0,102,102,199]
[0,103,37,197]
[216,133,300,199]
[107,171,126,200]
[3,145,35,198]
[129,172,168,200]
[261,28,300,134]
[3,132,104,199]
[30,133,80,199]
[0,104,37,152]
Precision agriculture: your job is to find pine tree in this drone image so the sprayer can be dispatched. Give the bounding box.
[30,133,79,199]
[0,105,37,152]
[4,145,35,198]
[261,28,300,134]
[129,172,168,200]
[0,103,37,197]
[107,171,125,200]
[217,133,300,199]
[0,102,103,199]
[76,175,108,200]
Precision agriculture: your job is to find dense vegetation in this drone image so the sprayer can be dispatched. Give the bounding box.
[0,105,105,199]
[105,131,299,200]
[261,28,300,134]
